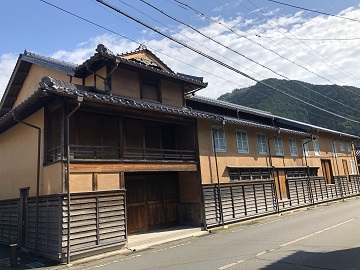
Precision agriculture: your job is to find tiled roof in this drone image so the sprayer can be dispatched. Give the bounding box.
[23,50,78,75]
[187,95,360,139]
[36,77,311,137]
[38,76,214,118]
[186,95,274,118]
[0,76,326,138]
[75,44,207,88]
[118,44,174,73]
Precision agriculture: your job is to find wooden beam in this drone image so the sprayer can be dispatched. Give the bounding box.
[70,163,198,173]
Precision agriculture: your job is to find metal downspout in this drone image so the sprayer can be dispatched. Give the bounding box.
[212,120,225,227]
[12,111,41,257]
[303,138,315,206]
[66,96,83,265]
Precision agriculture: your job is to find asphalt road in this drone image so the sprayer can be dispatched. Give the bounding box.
[72,198,360,270]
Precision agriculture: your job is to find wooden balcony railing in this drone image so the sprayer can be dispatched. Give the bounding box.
[123,147,196,161]
[46,145,196,162]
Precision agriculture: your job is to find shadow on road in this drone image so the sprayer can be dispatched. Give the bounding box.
[261,247,360,270]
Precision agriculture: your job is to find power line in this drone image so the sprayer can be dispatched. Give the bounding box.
[39,0,250,93]
[165,0,360,113]
[267,0,360,23]
[245,0,360,87]
[96,0,360,125]
[40,0,360,125]
[255,34,360,41]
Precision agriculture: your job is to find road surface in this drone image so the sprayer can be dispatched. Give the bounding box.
[72,198,360,270]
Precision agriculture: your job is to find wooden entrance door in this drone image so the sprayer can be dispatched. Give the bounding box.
[126,173,180,234]
[342,159,349,180]
[275,170,288,200]
[321,159,334,184]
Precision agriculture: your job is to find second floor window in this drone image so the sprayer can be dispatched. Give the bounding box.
[211,126,226,152]
[236,129,249,153]
[346,140,352,152]
[332,141,338,157]
[339,139,345,152]
[141,77,160,102]
[274,136,284,156]
[289,138,298,156]
[302,139,310,157]
[313,139,320,156]
[257,133,268,155]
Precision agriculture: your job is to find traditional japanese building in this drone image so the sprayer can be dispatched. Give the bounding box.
[0,44,359,262]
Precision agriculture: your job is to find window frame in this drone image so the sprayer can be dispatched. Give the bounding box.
[274,136,284,156]
[302,139,310,157]
[229,167,272,181]
[339,139,345,152]
[289,137,298,157]
[346,140,352,152]
[140,76,161,102]
[313,139,320,156]
[236,129,249,154]
[332,140,338,157]
[350,160,357,174]
[211,125,226,152]
[256,133,268,155]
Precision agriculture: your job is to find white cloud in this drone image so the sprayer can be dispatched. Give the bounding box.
[1,7,360,101]
[0,53,17,100]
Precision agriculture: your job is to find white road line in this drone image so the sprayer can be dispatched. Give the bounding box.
[280,219,354,247]
[217,260,245,270]
[256,251,267,256]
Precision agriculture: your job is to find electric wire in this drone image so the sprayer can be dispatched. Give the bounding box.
[255,35,360,41]
[190,0,360,96]
[39,0,360,127]
[175,0,360,90]
[267,0,360,23]
[246,0,360,86]
[96,0,360,125]
[40,0,250,92]
[142,0,360,115]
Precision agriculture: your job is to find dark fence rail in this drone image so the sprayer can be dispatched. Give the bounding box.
[203,180,277,227]
[0,199,18,245]
[25,190,126,261]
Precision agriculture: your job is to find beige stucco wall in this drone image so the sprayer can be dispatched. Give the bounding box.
[111,68,140,99]
[69,171,121,192]
[161,80,183,107]
[13,65,72,108]
[197,119,357,184]
[0,109,63,199]
[84,66,106,91]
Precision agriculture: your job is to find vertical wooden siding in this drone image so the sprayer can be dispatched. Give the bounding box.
[0,199,18,244]
[25,190,126,261]
[26,196,62,259]
[203,176,360,228]
[203,180,277,227]
[62,191,127,258]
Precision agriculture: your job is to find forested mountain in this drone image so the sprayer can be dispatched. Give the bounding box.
[218,78,360,136]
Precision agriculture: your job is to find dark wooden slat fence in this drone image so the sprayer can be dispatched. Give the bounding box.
[203,180,277,227]
[203,175,360,228]
[25,190,126,261]
[0,199,18,244]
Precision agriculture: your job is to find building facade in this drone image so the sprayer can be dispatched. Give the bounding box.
[0,44,359,261]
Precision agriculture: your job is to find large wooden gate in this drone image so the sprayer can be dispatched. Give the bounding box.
[126,173,180,234]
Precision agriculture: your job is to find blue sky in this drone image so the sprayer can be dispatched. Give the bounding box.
[1,0,360,98]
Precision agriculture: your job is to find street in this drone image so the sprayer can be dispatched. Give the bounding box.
[71,198,360,270]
